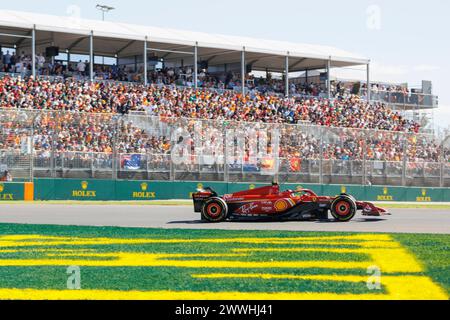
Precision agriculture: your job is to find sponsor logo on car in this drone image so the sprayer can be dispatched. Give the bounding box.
[239,202,258,214]
[224,197,245,202]
[274,199,288,212]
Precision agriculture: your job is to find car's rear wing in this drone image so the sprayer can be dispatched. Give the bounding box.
[192,187,217,212]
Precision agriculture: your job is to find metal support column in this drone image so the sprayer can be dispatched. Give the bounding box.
[30,119,35,181]
[89,31,94,81]
[241,48,245,95]
[366,63,371,102]
[144,36,148,86]
[326,58,331,99]
[169,158,175,181]
[285,55,289,97]
[90,152,95,179]
[146,154,150,181]
[362,139,367,185]
[319,126,324,185]
[194,43,198,89]
[51,122,57,178]
[439,138,448,187]
[402,134,408,186]
[224,130,229,183]
[31,26,36,78]
[112,118,119,180]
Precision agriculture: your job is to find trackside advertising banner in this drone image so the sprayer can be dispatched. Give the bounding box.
[32,179,450,202]
[0,182,25,201]
[53,179,115,201]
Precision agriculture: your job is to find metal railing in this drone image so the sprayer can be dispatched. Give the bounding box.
[361,89,438,109]
[0,72,324,99]
[28,152,450,187]
[1,109,449,187]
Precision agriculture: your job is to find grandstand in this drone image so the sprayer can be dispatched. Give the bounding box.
[0,10,371,96]
[0,10,447,188]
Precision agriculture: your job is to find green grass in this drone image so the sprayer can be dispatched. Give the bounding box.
[394,233,450,293]
[0,223,448,298]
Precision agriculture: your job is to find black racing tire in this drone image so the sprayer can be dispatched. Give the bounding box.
[341,193,357,203]
[330,195,357,222]
[201,197,228,222]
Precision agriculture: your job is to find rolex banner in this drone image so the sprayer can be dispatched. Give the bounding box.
[52,179,115,200]
[30,179,450,202]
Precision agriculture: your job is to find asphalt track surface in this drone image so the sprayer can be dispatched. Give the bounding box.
[0,204,449,234]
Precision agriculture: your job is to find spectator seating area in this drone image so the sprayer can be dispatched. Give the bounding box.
[0,76,420,131]
[0,75,442,168]
[1,49,433,104]
[0,50,360,97]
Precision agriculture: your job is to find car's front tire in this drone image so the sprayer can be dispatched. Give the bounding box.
[201,198,228,222]
[330,195,357,222]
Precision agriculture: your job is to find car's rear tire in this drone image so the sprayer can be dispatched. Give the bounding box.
[330,195,357,222]
[201,198,228,222]
[340,193,356,203]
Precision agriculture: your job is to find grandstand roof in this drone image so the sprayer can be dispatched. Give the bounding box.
[0,10,369,72]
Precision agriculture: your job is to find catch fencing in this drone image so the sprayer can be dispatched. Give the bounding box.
[0,108,449,187]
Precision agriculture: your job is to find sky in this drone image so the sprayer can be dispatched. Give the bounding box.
[2,0,449,128]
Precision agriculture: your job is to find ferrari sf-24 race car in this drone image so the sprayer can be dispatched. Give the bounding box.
[192,183,389,222]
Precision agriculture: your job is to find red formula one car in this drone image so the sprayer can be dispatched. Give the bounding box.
[192,183,389,222]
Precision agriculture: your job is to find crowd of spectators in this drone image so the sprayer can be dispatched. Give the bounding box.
[2,48,435,103]
[0,75,443,171]
[0,50,341,97]
[0,50,33,77]
[361,82,432,106]
[0,76,421,132]
[363,83,410,95]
